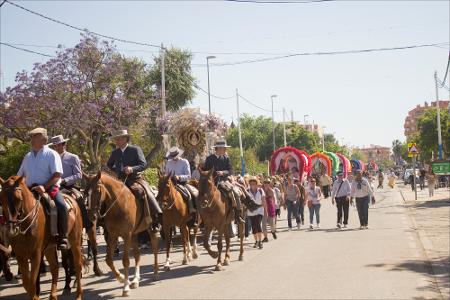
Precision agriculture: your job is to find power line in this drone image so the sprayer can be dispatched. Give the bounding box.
[5,0,161,49]
[0,42,55,57]
[238,93,282,113]
[210,43,445,67]
[439,53,450,88]
[225,0,333,3]
[195,84,234,100]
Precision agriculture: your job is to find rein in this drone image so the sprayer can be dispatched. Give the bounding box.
[96,175,128,219]
[162,183,179,211]
[5,187,41,236]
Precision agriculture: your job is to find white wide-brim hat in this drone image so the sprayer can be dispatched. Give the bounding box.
[110,129,131,139]
[166,146,184,159]
[49,135,70,146]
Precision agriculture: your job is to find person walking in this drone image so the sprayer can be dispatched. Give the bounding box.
[247,177,266,249]
[427,170,437,197]
[351,170,375,230]
[273,180,283,222]
[284,176,301,230]
[331,171,352,229]
[319,172,332,199]
[377,171,384,189]
[419,168,426,191]
[307,178,322,229]
[294,178,307,225]
[262,179,277,242]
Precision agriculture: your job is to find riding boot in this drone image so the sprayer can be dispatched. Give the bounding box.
[151,214,161,238]
[230,190,245,224]
[57,211,69,250]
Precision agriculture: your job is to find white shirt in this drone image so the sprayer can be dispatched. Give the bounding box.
[247,188,265,216]
[351,178,374,198]
[331,179,352,198]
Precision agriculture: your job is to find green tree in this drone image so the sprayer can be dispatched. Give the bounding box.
[416,108,450,161]
[0,141,29,179]
[228,147,268,176]
[351,149,368,162]
[392,139,408,165]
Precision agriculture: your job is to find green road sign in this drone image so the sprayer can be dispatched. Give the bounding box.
[431,160,450,175]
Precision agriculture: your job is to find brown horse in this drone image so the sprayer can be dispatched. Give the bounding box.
[197,169,244,271]
[84,171,159,297]
[0,176,84,300]
[156,170,199,271]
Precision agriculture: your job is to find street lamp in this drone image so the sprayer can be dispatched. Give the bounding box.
[303,114,309,125]
[322,126,327,152]
[206,56,216,115]
[271,95,278,152]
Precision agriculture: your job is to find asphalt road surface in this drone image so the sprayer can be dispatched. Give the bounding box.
[0,184,444,299]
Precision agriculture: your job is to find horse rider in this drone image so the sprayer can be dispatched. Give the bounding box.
[49,135,90,227]
[164,147,198,221]
[17,128,69,250]
[106,129,162,234]
[204,139,244,223]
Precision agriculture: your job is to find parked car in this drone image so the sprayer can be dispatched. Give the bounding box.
[403,169,419,185]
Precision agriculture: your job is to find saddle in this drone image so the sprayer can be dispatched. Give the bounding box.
[128,180,160,234]
[40,193,74,237]
[61,188,93,230]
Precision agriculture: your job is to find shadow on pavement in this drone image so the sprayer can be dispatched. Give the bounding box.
[407,198,450,210]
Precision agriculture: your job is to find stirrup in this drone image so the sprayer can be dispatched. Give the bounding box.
[57,238,69,250]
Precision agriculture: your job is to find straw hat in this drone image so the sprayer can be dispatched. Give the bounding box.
[165,146,184,159]
[110,129,131,139]
[49,135,70,146]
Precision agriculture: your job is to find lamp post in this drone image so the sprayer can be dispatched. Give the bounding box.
[206,56,216,115]
[434,71,443,160]
[304,114,309,125]
[322,126,327,152]
[271,94,278,152]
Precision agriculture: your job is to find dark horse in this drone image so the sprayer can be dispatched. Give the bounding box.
[197,169,244,271]
[84,171,159,297]
[0,176,85,300]
[156,170,200,271]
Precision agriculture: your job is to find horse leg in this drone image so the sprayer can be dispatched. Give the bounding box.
[28,252,43,300]
[87,224,103,276]
[61,249,72,293]
[121,235,131,297]
[215,231,223,271]
[16,257,30,295]
[202,225,218,259]
[130,236,141,289]
[105,234,124,283]
[149,229,160,281]
[44,248,59,300]
[163,223,172,271]
[223,233,231,266]
[192,223,199,259]
[181,225,189,265]
[238,220,244,261]
[70,237,84,300]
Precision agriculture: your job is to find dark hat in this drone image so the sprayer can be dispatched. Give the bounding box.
[212,138,231,149]
[337,171,344,176]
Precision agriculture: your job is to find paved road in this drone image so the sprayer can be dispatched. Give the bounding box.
[0,184,445,299]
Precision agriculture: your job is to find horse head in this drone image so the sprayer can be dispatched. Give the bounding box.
[198,168,215,207]
[0,176,29,237]
[156,168,175,210]
[83,171,105,223]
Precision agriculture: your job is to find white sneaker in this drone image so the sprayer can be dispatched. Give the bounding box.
[316,224,320,229]
[297,224,301,230]
[364,225,369,230]
[336,224,341,229]
[359,226,364,230]
[309,224,314,229]
[343,224,347,228]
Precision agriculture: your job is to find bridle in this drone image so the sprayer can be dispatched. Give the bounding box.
[199,176,217,209]
[159,179,177,211]
[2,185,40,237]
[85,175,128,219]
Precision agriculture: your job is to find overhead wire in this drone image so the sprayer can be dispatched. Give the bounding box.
[238,93,282,113]
[224,0,333,3]
[438,54,450,88]
[1,42,55,57]
[5,0,162,49]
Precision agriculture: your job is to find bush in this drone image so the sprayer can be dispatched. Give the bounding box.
[142,168,159,187]
[0,141,30,179]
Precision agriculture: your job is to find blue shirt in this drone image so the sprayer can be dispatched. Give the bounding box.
[17,146,63,187]
[60,151,82,187]
[165,158,191,182]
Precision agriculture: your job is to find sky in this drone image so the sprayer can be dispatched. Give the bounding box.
[1,0,449,149]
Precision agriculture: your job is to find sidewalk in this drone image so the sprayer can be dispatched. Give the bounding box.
[399,182,450,299]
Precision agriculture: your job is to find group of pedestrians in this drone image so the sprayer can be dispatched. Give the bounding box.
[242,168,377,246]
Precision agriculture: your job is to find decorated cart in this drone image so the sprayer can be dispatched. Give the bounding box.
[366,161,379,172]
[309,152,332,177]
[323,151,340,177]
[270,146,311,180]
[335,153,352,178]
[350,159,366,173]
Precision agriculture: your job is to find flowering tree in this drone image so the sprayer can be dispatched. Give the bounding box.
[0,34,195,169]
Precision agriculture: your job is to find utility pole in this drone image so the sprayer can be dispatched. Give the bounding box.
[290,110,294,122]
[160,43,166,116]
[322,126,326,152]
[434,71,443,160]
[236,89,245,176]
[304,114,309,125]
[206,56,216,115]
[282,107,287,147]
[271,95,278,153]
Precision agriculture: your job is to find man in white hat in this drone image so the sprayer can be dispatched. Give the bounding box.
[107,129,162,233]
[17,128,69,250]
[165,147,197,220]
[49,135,82,190]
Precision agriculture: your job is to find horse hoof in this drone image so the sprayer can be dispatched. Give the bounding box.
[117,273,125,283]
[63,288,71,295]
[192,252,198,259]
[122,290,130,297]
[239,255,243,261]
[214,264,223,271]
[94,268,104,276]
[164,265,171,271]
[223,259,230,266]
[182,259,188,265]
[130,281,139,289]
[211,252,219,259]
[153,274,160,282]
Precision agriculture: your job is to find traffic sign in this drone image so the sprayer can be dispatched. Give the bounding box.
[408,142,419,157]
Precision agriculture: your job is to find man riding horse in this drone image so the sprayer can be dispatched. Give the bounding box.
[106,129,162,234]
[17,127,69,250]
[204,139,245,224]
[164,147,198,225]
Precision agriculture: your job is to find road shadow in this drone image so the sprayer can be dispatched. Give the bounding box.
[366,256,449,297]
[407,198,450,210]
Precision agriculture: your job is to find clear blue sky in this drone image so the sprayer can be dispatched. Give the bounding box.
[1,0,449,148]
